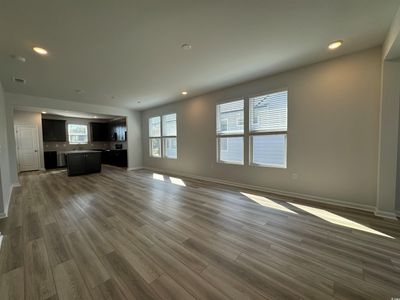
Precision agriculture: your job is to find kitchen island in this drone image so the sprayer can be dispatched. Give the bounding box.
[64,150,102,176]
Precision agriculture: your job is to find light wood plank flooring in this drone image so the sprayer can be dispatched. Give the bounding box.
[0,165,399,299]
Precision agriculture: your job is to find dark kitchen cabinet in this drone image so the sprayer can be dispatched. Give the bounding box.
[65,151,101,176]
[109,120,127,141]
[42,119,67,142]
[44,151,57,169]
[91,122,109,141]
[102,150,127,167]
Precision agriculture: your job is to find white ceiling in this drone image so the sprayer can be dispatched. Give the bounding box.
[15,106,118,120]
[1,0,399,110]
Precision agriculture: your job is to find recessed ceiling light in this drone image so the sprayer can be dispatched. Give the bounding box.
[42,111,47,114]
[181,91,188,95]
[94,116,98,118]
[181,44,192,50]
[11,55,26,63]
[328,40,343,50]
[137,100,141,104]
[33,47,48,55]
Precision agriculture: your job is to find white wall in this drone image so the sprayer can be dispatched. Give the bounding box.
[5,93,142,191]
[142,47,382,210]
[0,82,14,216]
[14,110,45,170]
[376,61,400,218]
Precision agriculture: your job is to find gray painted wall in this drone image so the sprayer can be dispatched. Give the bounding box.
[142,47,382,210]
[0,82,13,215]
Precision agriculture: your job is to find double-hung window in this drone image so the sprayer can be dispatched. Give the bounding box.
[149,113,177,158]
[249,90,288,168]
[149,116,161,157]
[216,100,244,164]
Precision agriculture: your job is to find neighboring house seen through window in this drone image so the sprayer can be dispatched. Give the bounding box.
[68,124,88,144]
[249,90,288,168]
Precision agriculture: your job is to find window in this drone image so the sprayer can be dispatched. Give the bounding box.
[68,124,88,144]
[148,113,177,159]
[216,100,244,164]
[249,90,288,168]
[149,116,161,157]
[162,114,177,159]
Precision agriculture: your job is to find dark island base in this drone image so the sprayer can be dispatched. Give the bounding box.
[65,151,102,176]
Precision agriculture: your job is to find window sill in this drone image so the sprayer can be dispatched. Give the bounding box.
[250,162,287,169]
[217,160,244,166]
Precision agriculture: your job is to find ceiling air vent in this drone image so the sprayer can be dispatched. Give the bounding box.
[12,77,26,84]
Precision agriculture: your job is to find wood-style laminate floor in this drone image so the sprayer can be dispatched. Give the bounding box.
[0,165,399,300]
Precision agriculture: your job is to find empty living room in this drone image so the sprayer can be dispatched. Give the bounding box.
[1,0,400,299]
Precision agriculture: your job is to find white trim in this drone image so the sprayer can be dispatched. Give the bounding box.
[374,209,398,220]
[141,167,376,213]
[127,167,144,171]
[1,183,21,219]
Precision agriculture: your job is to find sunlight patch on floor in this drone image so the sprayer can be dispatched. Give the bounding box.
[170,177,186,186]
[152,173,165,181]
[241,192,297,214]
[289,203,394,239]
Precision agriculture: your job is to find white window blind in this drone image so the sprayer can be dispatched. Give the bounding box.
[251,134,286,167]
[216,100,244,164]
[164,137,177,159]
[162,113,177,159]
[217,100,244,135]
[250,90,288,168]
[218,136,244,164]
[250,90,287,132]
[68,124,88,144]
[162,114,177,136]
[149,116,161,137]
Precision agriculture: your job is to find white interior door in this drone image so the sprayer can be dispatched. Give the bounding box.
[15,125,40,172]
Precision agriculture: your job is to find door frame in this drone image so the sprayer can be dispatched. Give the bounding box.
[14,124,40,172]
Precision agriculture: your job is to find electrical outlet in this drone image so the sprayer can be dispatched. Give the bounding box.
[291,173,298,180]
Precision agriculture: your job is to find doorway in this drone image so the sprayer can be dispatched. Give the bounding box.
[15,125,40,172]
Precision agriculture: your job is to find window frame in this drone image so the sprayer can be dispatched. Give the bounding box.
[248,89,288,169]
[216,98,245,165]
[67,123,89,145]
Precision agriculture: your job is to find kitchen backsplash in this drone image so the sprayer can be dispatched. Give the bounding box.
[44,141,127,151]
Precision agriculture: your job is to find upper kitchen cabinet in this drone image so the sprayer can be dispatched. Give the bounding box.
[42,119,67,142]
[91,122,109,141]
[109,119,127,141]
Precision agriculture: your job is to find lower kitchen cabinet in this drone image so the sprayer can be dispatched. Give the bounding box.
[102,150,127,167]
[65,151,102,176]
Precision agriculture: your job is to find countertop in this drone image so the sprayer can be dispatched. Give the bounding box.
[62,150,102,154]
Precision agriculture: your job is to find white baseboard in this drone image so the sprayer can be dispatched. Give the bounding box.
[127,166,144,171]
[0,183,21,219]
[141,167,376,213]
[374,209,398,220]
